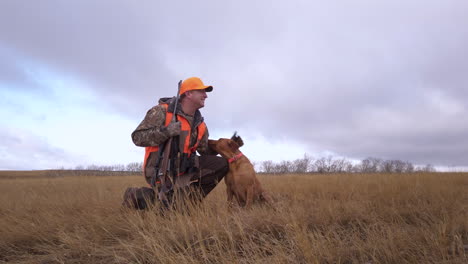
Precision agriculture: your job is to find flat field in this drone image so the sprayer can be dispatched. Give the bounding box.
[0,171,467,263]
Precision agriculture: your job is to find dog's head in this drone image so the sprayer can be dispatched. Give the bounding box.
[208,132,244,159]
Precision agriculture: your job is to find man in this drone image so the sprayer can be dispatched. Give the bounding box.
[127,77,228,209]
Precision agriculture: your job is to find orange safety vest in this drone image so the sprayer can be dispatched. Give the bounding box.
[143,103,207,175]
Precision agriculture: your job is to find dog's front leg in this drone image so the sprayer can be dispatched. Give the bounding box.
[245,185,254,209]
[226,185,235,209]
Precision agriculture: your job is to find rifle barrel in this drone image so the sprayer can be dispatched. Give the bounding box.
[157,80,183,204]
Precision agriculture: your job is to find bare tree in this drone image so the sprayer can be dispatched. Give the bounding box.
[359,159,371,173]
[358,157,382,173]
[261,160,274,174]
[382,160,397,173]
[371,157,384,172]
[86,164,99,170]
[345,163,356,173]
[404,161,414,173]
[331,158,350,173]
[291,154,313,173]
[315,156,334,173]
[274,160,292,174]
[417,164,436,172]
[393,160,406,173]
[126,162,141,172]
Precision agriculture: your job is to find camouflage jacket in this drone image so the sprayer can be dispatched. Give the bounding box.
[131,97,215,156]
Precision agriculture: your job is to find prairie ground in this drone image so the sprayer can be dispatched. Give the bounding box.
[0,171,467,263]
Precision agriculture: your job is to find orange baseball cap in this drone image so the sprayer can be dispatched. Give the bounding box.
[179,77,213,95]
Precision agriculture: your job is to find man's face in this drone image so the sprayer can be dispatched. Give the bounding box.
[186,90,208,109]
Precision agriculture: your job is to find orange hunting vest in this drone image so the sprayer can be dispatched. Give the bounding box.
[143,104,207,174]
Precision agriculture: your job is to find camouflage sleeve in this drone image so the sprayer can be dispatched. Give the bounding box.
[131,105,171,147]
[197,127,218,155]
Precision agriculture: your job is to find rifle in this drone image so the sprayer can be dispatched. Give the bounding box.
[154,80,182,208]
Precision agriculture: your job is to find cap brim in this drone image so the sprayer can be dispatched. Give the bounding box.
[204,86,213,92]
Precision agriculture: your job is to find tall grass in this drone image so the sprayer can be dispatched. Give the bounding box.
[0,172,467,263]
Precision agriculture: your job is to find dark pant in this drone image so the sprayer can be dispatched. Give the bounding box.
[123,155,228,210]
[192,155,229,197]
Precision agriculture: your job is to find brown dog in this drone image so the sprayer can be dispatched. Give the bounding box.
[208,133,273,208]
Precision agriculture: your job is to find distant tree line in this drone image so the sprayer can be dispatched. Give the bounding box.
[67,155,436,174]
[69,162,143,172]
[256,155,436,174]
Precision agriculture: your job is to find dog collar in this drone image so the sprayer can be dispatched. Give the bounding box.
[228,152,244,163]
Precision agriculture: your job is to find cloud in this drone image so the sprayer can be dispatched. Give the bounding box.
[1,0,468,167]
[0,128,78,170]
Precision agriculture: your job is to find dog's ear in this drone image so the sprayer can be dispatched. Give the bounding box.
[230,132,244,147]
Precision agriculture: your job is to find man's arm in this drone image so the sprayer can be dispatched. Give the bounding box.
[131,105,173,147]
[196,127,219,155]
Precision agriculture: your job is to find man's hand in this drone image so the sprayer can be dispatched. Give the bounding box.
[165,121,181,137]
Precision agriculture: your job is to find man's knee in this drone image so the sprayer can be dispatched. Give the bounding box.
[200,155,228,174]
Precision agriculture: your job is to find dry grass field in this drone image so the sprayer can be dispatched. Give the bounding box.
[0,171,467,263]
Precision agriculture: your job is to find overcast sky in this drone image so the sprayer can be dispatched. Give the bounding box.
[1,0,467,170]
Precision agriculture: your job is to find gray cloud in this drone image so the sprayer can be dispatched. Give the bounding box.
[0,128,78,170]
[1,0,467,166]
[0,47,39,90]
